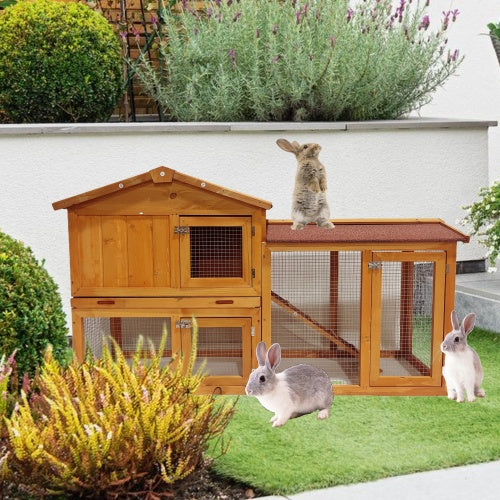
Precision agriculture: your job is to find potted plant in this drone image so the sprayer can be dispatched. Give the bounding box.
[488,22,500,65]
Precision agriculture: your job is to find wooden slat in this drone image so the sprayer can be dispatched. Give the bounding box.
[102,216,128,287]
[270,291,359,357]
[127,216,154,286]
[152,216,171,287]
[78,216,103,287]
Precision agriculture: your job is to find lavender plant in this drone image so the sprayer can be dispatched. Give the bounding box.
[133,0,462,121]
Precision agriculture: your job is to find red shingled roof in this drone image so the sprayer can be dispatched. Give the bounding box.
[266,220,469,244]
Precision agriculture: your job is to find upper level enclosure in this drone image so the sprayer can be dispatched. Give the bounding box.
[53,167,271,298]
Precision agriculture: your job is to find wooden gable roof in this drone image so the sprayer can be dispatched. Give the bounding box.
[53,166,273,211]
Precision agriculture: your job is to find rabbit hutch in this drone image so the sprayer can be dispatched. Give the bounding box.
[53,167,469,396]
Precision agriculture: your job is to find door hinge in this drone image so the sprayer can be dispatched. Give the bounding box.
[174,226,190,234]
[446,264,450,274]
[368,261,382,270]
[175,319,192,329]
[251,268,256,279]
[251,226,255,237]
[251,326,255,337]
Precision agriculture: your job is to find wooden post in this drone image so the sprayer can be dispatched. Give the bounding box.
[400,260,414,361]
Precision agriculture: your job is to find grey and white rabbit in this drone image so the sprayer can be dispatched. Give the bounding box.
[276,138,334,230]
[245,342,333,427]
[440,310,485,402]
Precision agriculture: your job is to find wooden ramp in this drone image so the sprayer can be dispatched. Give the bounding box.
[271,291,359,357]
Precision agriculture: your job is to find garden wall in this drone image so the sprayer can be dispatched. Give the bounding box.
[0,119,495,323]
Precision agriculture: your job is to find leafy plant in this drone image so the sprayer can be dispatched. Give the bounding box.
[461,181,500,271]
[133,0,463,121]
[0,230,68,381]
[0,0,123,123]
[488,22,500,39]
[1,327,235,497]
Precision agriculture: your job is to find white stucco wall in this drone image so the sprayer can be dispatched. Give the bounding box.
[416,0,500,182]
[0,120,493,323]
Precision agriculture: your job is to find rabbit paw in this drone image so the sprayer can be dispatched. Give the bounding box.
[291,222,305,230]
[476,388,486,398]
[317,409,330,420]
[270,415,288,427]
[318,221,334,229]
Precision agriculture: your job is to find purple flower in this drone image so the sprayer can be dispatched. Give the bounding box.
[272,24,278,35]
[119,31,127,40]
[271,54,282,63]
[256,28,261,38]
[346,8,354,23]
[296,10,302,24]
[329,35,336,47]
[150,15,158,29]
[448,48,459,62]
[418,15,430,30]
[442,10,451,30]
[228,48,236,67]
[451,9,459,22]
[227,0,233,6]
[215,0,221,6]
[233,11,242,22]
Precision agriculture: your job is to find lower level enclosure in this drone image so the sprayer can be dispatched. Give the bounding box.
[75,237,459,396]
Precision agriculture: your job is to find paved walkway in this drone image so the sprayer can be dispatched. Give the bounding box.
[258,460,500,499]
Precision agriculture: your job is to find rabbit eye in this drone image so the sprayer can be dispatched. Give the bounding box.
[259,375,266,383]
[302,145,308,150]
[454,336,460,343]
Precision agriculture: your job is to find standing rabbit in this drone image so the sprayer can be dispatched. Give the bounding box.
[245,342,333,427]
[440,310,485,402]
[276,138,334,230]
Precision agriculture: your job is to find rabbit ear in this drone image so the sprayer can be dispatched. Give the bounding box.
[462,313,476,336]
[451,310,460,331]
[266,343,281,371]
[256,342,267,366]
[276,138,299,154]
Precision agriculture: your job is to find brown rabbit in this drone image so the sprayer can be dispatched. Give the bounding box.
[276,138,334,230]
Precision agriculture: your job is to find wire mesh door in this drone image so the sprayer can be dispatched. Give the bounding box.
[179,216,252,288]
[182,317,252,384]
[82,316,175,363]
[270,251,361,385]
[369,252,446,386]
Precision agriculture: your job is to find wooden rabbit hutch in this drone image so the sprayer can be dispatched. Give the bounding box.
[53,167,469,396]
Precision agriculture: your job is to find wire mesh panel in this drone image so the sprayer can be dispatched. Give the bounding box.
[271,251,361,385]
[189,226,243,278]
[83,317,172,361]
[378,261,434,377]
[193,324,244,376]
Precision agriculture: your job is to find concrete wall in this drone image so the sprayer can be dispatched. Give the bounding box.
[0,120,494,323]
[416,0,500,182]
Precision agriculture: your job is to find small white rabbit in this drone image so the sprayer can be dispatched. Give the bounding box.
[245,342,333,427]
[440,310,485,402]
[276,138,334,230]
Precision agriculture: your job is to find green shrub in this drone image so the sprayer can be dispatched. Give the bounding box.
[134,0,463,121]
[0,0,122,123]
[462,181,500,270]
[1,330,235,497]
[0,230,68,379]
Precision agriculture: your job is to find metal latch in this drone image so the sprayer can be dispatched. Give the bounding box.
[250,326,255,337]
[174,226,190,234]
[368,261,382,270]
[175,319,192,329]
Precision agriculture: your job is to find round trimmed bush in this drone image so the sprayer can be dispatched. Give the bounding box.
[0,230,68,379]
[0,0,123,123]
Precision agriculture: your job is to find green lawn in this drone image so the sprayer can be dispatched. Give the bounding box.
[209,328,500,496]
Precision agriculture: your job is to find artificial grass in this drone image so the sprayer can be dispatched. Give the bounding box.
[208,328,500,496]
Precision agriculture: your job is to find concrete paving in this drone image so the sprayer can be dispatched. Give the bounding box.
[258,460,500,499]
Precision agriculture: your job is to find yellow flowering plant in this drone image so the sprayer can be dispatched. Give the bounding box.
[1,323,235,497]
